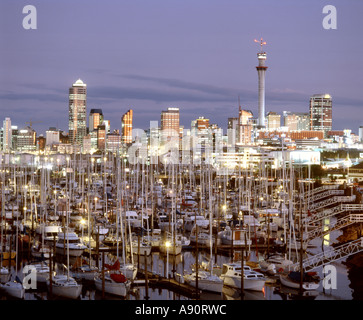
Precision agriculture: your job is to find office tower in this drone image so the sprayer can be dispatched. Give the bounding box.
[68,79,87,146]
[103,120,111,134]
[228,117,238,131]
[310,94,332,136]
[107,131,122,153]
[161,107,179,142]
[97,124,106,151]
[89,109,103,132]
[121,109,133,144]
[266,112,281,130]
[46,127,60,146]
[37,135,46,151]
[2,117,12,151]
[255,38,268,128]
[283,111,310,131]
[193,117,209,131]
[17,126,36,152]
[238,108,253,144]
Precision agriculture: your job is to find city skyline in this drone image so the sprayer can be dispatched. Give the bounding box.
[0,1,362,135]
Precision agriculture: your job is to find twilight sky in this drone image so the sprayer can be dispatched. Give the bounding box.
[0,0,362,135]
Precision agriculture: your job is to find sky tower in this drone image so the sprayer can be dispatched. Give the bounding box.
[255,38,268,128]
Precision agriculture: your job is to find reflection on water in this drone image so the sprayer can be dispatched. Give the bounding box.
[0,243,361,300]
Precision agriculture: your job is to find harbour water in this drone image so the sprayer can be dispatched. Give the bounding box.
[1,241,360,301]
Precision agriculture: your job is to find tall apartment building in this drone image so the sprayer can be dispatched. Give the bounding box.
[161,107,179,142]
[2,117,12,151]
[266,112,281,131]
[309,94,332,136]
[283,111,310,131]
[68,79,87,145]
[89,109,103,132]
[238,108,253,145]
[121,109,133,144]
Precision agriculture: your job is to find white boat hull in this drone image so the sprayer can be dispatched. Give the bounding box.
[0,281,25,299]
[55,247,85,257]
[279,274,320,291]
[222,275,265,292]
[47,277,82,299]
[184,276,223,294]
[94,277,131,297]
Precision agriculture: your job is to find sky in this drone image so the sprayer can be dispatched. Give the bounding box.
[0,0,362,136]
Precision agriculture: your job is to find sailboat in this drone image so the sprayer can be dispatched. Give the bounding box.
[47,168,82,299]
[0,181,10,284]
[94,269,131,298]
[93,154,133,298]
[183,166,223,294]
[0,277,25,299]
[259,253,293,275]
[0,210,25,299]
[279,271,320,291]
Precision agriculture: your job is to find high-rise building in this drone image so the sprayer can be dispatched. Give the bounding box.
[161,107,179,142]
[238,108,253,145]
[97,124,106,151]
[228,118,238,131]
[11,126,18,151]
[46,127,60,146]
[121,109,133,144]
[191,117,211,154]
[17,126,36,152]
[266,112,281,130]
[194,117,209,131]
[2,117,12,151]
[37,135,46,151]
[309,94,332,136]
[107,131,122,153]
[283,111,310,131]
[89,109,103,132]
[69,79,87,145]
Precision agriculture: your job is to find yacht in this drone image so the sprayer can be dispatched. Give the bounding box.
[47,275,82,299]
[279,271,320,291]
[94,271,131,297]
[55,231,87,257]
[35,224,62,245]
[0,279,25,299]
[183,270,223,294]
[220,262,266,292]
[218,226,251,246]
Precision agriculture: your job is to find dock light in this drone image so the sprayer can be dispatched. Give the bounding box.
[23,207,27,211]
[222,205,227,211]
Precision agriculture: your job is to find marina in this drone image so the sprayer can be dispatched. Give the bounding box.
[1,3,363,306]
[0,152,363,301]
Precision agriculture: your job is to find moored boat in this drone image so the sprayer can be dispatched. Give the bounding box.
[220,262,266,292]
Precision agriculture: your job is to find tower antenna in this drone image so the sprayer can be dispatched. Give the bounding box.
[254,38,267,53]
